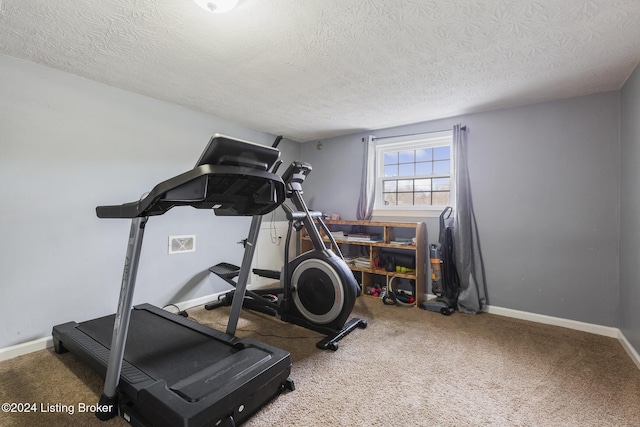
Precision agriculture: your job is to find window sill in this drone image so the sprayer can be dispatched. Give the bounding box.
[372,207,452,219]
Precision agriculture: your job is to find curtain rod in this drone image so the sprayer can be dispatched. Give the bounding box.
[371,125,466,141]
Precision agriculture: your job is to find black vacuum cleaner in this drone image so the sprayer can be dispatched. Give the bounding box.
[420,207,460,316]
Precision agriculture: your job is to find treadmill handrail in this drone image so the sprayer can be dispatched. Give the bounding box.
[97,164,285,218]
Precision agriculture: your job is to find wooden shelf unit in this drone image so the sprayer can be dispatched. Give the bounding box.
[301,220,427,307]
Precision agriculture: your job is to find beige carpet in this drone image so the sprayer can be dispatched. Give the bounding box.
[1,296,639,426]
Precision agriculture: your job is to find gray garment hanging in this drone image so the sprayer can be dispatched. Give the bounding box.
[452,124,487,314]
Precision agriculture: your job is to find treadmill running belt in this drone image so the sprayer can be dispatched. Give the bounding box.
[78,308,236,386]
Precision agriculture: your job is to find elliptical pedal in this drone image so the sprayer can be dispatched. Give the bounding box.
[204,263,241,310]
[209,262,241,279]
[252,268,281,280]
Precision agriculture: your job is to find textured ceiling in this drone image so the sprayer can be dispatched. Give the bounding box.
[1,0,639,142]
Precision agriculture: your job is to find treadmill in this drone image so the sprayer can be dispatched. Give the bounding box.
[52,134,294,427]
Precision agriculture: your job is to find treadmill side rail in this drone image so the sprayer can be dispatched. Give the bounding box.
[98,216,147,420]
[138,340,291,427]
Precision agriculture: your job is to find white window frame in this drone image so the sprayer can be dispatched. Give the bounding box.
[372,130,454,218]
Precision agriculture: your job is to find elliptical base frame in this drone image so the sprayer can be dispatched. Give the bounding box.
[205,160,367,351]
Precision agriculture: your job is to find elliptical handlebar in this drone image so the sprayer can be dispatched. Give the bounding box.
[279,161,346,259]
[281,161,312,193]
[272,160,284,174]
[282,203,323,221]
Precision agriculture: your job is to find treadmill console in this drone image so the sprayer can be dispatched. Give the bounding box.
[195,133,280,171]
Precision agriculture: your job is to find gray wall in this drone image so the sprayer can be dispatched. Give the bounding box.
[301,92,621,327]
[620,63,640,353]
[0,54,300,349]
[1,49,634,356]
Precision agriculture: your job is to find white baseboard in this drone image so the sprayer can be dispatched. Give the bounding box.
[169,292,226,313]
[485,305,619,338]
[486,304,639,371]
[618,330,640,371]
[0,292,227,363]
[0,336,54,362]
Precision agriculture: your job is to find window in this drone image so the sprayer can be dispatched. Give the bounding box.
[374,130,453,216]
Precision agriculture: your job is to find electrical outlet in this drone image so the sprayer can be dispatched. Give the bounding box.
[168,235,196,254]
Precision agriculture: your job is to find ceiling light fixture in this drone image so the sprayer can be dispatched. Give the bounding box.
[192,0,239,14]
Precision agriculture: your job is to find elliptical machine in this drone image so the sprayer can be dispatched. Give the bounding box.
[206,145,367,351]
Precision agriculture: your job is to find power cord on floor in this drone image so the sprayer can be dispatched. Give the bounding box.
[209,320,324,340]
[162,304,189,317]
[170,306,324,339]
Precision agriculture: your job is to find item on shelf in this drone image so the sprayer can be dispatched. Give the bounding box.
[373,257,386,270]
[343,255,357,265]
[390,238,413,245]
[380,250,415,270]
[365,285,383,297]
[330,230,346,240]
[382,277,416,307]
[345,233,382,242]
[353,256,371,269]
[385,256,396,272]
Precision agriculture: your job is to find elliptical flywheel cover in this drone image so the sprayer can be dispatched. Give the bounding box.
[291,258,345,324]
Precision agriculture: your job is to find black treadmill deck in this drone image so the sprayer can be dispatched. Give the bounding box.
[53,304,292,427]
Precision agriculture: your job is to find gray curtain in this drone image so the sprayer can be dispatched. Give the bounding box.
[452,124,487,313]
[357,135,376,220]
